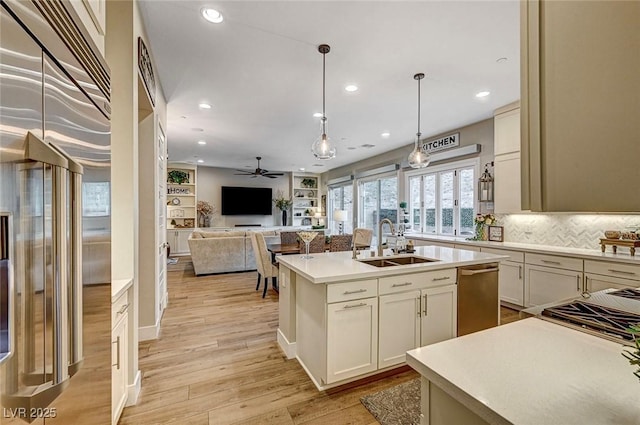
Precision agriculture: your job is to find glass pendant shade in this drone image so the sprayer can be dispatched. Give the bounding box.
[408,133,430,168]
[312,117,336,159]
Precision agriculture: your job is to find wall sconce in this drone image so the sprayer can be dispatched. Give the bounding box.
[333,209,348,234]
[478,162,494,202]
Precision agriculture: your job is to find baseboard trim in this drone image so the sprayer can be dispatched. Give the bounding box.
[139,320,160,341]
[125,370,142,406]
[277,328,296,359]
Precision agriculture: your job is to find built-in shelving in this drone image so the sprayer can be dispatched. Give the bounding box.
[167,164,197,229]
[290,173,321,226]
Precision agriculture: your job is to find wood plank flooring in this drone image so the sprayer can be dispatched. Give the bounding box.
[119,258,521,425]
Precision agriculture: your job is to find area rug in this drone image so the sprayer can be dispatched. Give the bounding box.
[360,378,421,425]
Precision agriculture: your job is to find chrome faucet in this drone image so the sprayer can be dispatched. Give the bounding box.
[378,218,396,256]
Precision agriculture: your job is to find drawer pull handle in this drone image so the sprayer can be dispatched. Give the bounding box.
[343,289,367,295]
[416,297,421,317]
[518,265,522,279]
[344,302,367,309]
[576,275,581,291]
[432,276,451,281]
[607,269,636,276]
[541,260,562,265]
[392,282,413,287]
[117,303,129,315]
[112,336,120,369]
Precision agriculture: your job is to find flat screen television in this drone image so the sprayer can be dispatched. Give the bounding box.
[221,186,273,215]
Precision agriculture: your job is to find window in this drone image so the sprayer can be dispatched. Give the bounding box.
[407,159,478,236]
[82,182,110,217]
[328,183,353,234]
[357,174,398,245]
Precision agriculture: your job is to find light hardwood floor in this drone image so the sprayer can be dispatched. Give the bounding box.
[119,258,521,425]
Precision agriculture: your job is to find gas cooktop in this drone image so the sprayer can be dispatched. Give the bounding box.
[540,288,640,346]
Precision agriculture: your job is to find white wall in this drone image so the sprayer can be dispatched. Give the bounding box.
[197,166,291,228]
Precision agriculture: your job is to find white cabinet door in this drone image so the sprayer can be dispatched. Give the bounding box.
[378,291,421,369]
[524,265,582,307]
[111,314,128,425]
[499,261,524,306]
[494,107,520,155]
[420,284,457,346]
[585,273,639,293]
[171,230,191,255]
[494,152,523,214]
[326,298,378,384]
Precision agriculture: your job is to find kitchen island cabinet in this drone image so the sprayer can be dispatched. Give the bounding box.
[277,247,505,390]
[407,318,640,425]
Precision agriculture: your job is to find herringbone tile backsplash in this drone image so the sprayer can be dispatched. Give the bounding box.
[495,214,640,249]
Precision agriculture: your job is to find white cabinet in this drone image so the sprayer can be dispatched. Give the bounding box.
[521,1,639,212]
[326,297,378,384]
[167,229,191,256]
[584,260,640,293]
[493,103,523,214]
[420,285,457,346]
[482,247,525,307]
[524,264,582,307]
[291,173,321,227]
[111,290,129,425]
[379,291,421,369]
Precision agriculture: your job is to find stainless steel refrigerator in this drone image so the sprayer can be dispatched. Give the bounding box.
[0,0,111,423]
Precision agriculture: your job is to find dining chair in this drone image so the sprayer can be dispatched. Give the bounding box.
[280,231,299,245]
[329,234,353,252]
[353,228,373,249]
[252,233,278,298]
[299,233,325,254]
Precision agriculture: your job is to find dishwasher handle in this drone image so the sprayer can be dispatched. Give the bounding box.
[459,267,499,276]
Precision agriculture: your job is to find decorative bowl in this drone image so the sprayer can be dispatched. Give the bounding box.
[604,230,621,239]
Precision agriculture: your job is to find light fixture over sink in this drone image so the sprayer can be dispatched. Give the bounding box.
[408,73,430,168]
[311,44,336,160]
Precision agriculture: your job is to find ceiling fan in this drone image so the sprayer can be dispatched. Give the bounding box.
[234,157,284,179]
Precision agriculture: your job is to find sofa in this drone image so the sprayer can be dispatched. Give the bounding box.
[188,230,280,275]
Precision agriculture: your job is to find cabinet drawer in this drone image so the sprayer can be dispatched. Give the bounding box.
[111,290,129,327]
[482,247,524,263]
[584,260,640,281]
[525,253,583,271]
[379,269,456,295]
[327,279,378,303]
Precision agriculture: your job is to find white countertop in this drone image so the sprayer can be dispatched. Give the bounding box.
[111,278,133,303]
[406,318,640,425]
[407,233,640,265]
[276,246,507,284]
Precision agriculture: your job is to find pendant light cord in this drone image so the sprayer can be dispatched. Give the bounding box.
[417,76,421,136]
[322,50,326,134]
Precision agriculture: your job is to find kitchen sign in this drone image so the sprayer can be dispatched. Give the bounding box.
[421,133,459,153]
[138,37,156,106]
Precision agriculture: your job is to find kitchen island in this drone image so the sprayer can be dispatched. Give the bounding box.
[406,318,640,425]
[276,245,507,390]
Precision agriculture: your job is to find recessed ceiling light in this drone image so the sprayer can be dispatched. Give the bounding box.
[299,167,305,171]
[345,85,358,92]
[198,140,207,145]
[475,91,490,98]
[312,112,323,118]
[201,8,223,24]
[361,144,375,148]
[197,159,204,163]
[199,102,212,109]
[381,132,390,138]
[191,128,204,132]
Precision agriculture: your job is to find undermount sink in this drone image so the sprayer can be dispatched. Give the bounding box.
[358,255,439,267]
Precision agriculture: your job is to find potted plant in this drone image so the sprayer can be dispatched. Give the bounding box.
[273,191,293,226]
[301,178,316,188]
[168,170,189,184]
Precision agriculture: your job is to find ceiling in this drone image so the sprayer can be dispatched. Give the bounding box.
[138,1,520,174]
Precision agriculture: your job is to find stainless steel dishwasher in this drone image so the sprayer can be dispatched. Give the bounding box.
[457,263,500,336]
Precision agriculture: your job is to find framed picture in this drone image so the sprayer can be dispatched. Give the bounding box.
[488,226,504,242]
[183,218,194,228]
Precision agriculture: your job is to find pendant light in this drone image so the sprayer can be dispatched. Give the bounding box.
[408,73,430,168]
[478,162,495,202]
[311,44,336,160]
